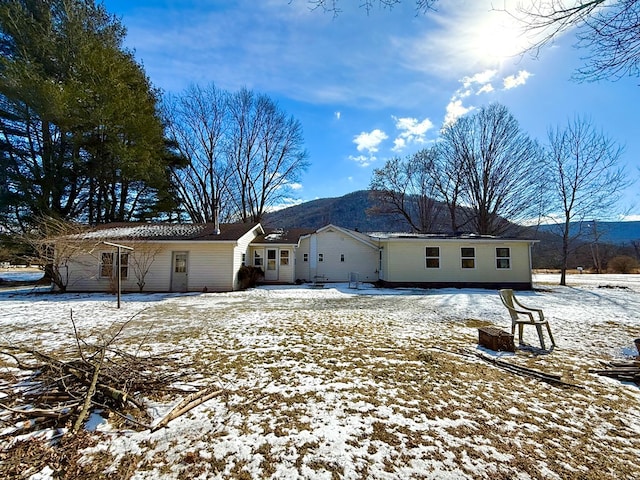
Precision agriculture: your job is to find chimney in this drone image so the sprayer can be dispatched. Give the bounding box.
[214,204,220,235]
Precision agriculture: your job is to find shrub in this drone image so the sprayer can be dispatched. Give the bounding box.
[237,265,264,289]
[607,255,639,274]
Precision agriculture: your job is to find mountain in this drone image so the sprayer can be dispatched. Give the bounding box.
[263,190,410,232]
[538,221,640,245]
[265,191,640,245]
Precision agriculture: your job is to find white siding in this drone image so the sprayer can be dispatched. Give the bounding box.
[295,227,379,283]
[379,239,532,285]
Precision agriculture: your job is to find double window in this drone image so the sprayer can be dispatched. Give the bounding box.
[461,247,475,269]
[496,247,511,269]
[100,252,129,279]
[425,247,440,269]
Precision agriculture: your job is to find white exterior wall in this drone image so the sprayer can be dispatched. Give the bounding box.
[295,227,379,283]
[379,239,532,284]
[234,227,263,289]
[248,246,295,283]
[64,241,252,293]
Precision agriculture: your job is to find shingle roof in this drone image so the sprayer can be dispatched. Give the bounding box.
[251,228,316,245]
[74,223,260,242]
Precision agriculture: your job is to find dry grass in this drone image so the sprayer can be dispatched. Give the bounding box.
[1,287,639,479]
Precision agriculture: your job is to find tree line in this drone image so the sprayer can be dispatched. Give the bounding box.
[369,103,629,285]
[0,0,308,233]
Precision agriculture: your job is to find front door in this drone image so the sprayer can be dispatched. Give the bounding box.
[265,248,278,281]
[171,251,188,292]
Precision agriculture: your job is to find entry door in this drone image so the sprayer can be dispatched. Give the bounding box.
[171,251,188,292]
[265,248,278,281]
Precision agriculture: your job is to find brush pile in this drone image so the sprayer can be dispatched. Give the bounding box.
[0,340,193,441]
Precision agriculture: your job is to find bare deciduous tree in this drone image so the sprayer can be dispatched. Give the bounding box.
[546,116,628,285]
[130,244,162,292]
[439,103,546,235]
[226,88,309,222]
[303,0,437,16]
[369,150,444,233]
[515,0,640,81]
[163,84,233,224]
[22,217,90,292]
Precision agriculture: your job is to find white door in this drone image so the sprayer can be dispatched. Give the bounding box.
[265,248,278,281]
[171,251,188,292]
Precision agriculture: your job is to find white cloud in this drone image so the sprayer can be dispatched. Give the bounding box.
[503,70,532,89]
[391,116,434,152]
[462,69,497,88]
[353,129,388,153]
[288,182,303,190]
[477,83,494,95]
[348,154,376,168]
[444,99,474,126]
[335,111,341,120]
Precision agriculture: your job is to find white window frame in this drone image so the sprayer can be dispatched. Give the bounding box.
[461,247,475,269]
[100,251,129,279]
[496,247,511,269]
[254,250,263,267]
[425,246,440,269]
[318,253,324,262]
[303,253,308,262]
[280,250,290,266]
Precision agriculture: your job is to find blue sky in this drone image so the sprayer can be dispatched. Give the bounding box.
[101,0,639,218]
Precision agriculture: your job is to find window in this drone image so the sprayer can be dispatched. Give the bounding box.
[318,253,324,262]
[340,254,345,263]
[100,252,113,278]
[280,250,289,266]
[267,249,277,271]
[241,253,246,266]
[100,252,128,278]
[461,247,475,269]
[174,253,187,273]
[303,253,308,262]
[254,251,263,267]
[496,247,511,269]
[425,247,440,269]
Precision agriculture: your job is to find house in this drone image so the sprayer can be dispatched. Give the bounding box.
[372,232,537,290]
[59,223,263,293]
[249,228,315,284]
[248,224,380,284]
[58,222,538,293]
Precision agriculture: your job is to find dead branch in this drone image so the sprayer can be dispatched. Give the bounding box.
[151,387,224,432]
[72,347,104,433]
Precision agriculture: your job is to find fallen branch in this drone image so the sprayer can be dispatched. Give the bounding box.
[73,347,105,433]
[430,346,583,389]
[151,387,224,432]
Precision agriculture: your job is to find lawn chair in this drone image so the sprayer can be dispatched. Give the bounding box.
[499,289,555,350]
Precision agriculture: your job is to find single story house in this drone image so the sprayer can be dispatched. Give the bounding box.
[58,222,263,293]
[372,232,538,290]
[56,222,538,292]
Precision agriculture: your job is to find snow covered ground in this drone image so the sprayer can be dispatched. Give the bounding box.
[1,273,639,479]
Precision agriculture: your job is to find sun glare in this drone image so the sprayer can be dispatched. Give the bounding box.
[472,13,531,66]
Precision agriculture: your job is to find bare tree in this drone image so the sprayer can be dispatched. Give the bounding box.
[130,244,162,292]
[303,0,437,15]
[21,217,90,292]
[370,149,444,233]
[163,84,234,224]
[546,116,628,285]
[226,88,309,222]
[438,103,546,235]
[515,1,640,81]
